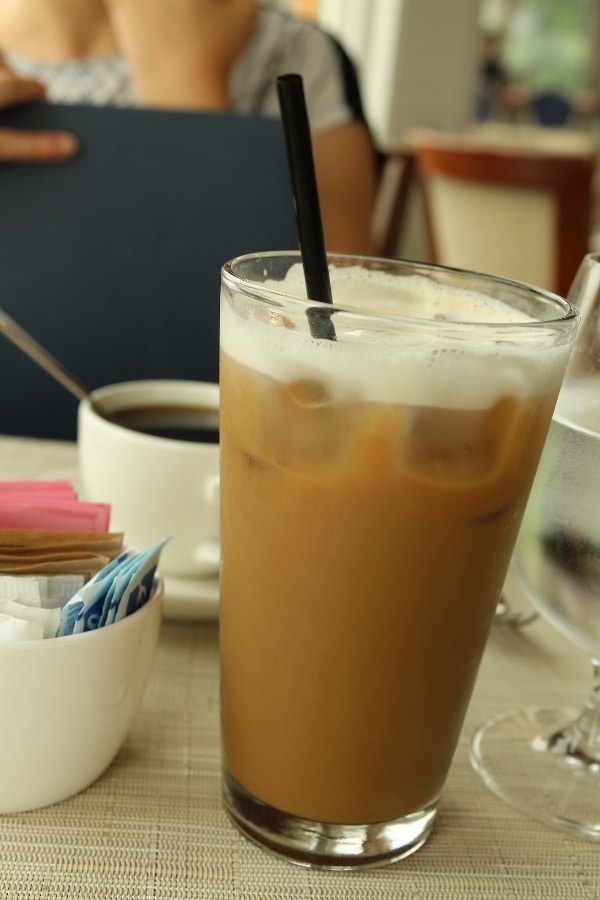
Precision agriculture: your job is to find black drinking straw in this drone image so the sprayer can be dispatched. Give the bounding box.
[276,73,336,341]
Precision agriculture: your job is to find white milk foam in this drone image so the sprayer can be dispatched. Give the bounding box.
[263,264,534,323]
[221,264,571,409]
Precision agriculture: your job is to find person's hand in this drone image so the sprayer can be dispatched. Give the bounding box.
[104,0,258,109]
[0,64,78,162]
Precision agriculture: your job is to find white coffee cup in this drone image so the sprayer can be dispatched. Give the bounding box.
[78,380,220,578]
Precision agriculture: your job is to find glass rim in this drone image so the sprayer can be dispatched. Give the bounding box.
[222,251,579,335]
[582,251,600,267]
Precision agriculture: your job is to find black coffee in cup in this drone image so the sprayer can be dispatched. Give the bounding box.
[110,404,219,443]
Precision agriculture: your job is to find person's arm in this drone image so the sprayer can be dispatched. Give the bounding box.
[0,64,78,162]
[104,0,257,109]
[313,119,377,256]
[105,0,376,254]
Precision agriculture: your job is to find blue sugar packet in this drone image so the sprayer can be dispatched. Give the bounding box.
[56,598,82,638]
[57,539,169,637]
[98,542,164,630]
[56,549,130,636]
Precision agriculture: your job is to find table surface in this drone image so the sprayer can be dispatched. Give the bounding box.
[1,435,599,899]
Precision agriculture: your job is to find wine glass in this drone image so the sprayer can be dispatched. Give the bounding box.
[494,580,537,627]
[470,252,600,838]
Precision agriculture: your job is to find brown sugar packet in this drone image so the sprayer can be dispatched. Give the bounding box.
[0,530,124,579]
[0,529,124,551]
[0,556,113,578]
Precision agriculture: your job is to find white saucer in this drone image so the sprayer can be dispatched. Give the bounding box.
[163,572,219,620]
[38,466,83,492]
[39,466,220,621]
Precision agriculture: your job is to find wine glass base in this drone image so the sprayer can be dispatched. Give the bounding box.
[471,708,600,839]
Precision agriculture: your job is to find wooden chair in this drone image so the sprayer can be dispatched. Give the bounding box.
[371,149,418,259]
[406,128,597,297]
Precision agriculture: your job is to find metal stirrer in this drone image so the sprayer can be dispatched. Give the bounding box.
[0,306,105,416]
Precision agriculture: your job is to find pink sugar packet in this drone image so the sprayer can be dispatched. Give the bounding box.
[0,481,77,499]
[0,481,110,532]
[0,501,110,532]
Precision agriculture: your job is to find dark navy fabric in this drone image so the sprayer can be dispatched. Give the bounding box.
[0,103,295,439]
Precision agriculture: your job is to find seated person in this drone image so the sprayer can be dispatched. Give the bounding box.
[0,0,377,254]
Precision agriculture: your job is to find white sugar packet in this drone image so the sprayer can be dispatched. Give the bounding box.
[0,613,43,641]
[0,574,86,641]
[0,599,60,639]
[0,574,85,608]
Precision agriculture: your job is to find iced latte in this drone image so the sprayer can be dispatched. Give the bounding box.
[219,254,578,868]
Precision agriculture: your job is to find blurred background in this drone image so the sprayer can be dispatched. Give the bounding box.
[272,0,600,146]
[271,0,600,278]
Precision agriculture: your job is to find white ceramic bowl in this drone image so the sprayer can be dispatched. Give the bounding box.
[0,581,163,814]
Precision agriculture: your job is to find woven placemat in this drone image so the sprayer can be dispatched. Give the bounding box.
[1,614,598,899]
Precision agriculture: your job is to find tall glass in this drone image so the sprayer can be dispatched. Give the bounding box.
[219,253,578,869]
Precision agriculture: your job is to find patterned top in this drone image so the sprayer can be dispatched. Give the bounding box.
[5,6,365,135]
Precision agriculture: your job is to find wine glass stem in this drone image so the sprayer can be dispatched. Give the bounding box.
[538,658,600,770]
